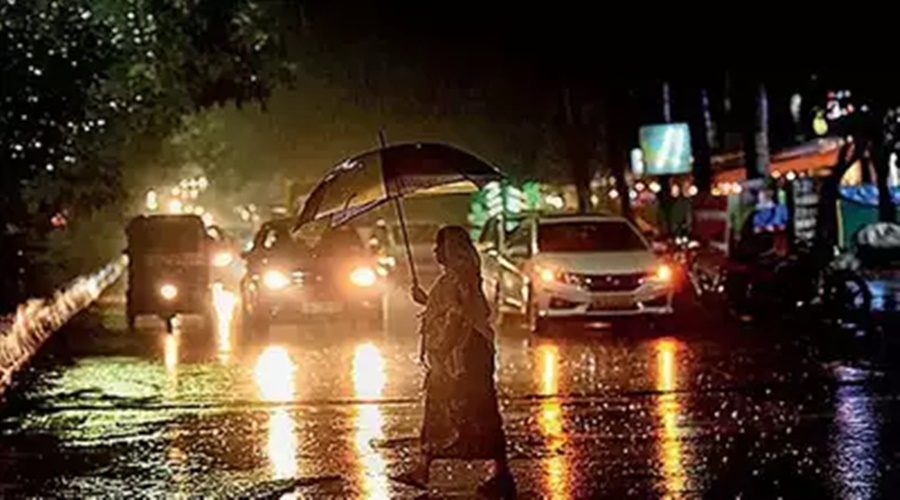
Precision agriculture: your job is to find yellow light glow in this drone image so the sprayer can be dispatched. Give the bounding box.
[350,267,378,288]
[539,267,557,284]
[159,283,178,300]
[654,338,686,495]
[146,190,158,211]
[655,264,673,282]
[254,346,298,480]
[212,284,236,364]
[352,343,389,499]
[353,342,386,399]
[254,346,296,402]
[263,270,290,290]
[536,344,570,500]
[164,329,179,375]
[268,409,298,480]
[167,199,183,214]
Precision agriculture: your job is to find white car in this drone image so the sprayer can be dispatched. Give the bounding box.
[479,214,674,332]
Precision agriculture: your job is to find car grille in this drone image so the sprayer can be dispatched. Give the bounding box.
[569,272,644,292]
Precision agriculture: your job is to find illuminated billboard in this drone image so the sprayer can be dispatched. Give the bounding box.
[638,123,693,176]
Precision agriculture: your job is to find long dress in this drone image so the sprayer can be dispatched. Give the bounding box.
[419,272,506,460]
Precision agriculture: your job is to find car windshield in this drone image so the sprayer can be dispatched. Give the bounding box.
[315,227,366,256]
[538,221,647,253]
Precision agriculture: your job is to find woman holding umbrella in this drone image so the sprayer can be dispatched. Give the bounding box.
[396,226,516,498]
[292,142,511,494]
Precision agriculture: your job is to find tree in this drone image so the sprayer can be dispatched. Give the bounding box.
[0,0,296,301]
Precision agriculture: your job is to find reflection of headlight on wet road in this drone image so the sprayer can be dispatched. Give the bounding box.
[263,270,290,290]
[350,267,377,287]
[159,283,178,300]
[212,251,234,267]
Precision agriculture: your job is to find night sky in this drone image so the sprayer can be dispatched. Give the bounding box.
[139,3,900,197]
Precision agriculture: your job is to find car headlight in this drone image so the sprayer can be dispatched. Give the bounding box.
[536,265,565,284]
[159,283,178,300]
[651,264,673,282]
[350,266,377,287]
[263,270,290,290]
[213,251,234,268]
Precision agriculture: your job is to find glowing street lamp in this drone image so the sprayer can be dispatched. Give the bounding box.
[146,190,159,211]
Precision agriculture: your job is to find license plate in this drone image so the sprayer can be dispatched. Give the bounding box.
[591,296,633,310]
[302,302,343,314]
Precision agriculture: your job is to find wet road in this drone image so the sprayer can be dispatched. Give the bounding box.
[1,283,899,498]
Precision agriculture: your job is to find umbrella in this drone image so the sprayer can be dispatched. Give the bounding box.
[293,142,505,286]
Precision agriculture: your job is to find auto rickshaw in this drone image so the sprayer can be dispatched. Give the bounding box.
[125,214,212,332]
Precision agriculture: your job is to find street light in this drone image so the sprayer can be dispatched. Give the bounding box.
[146,190,159,211]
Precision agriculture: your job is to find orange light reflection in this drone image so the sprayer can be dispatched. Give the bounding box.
[352,342,389,499]
[536,344,570,500]
[212,284,236,364]
[164,329,179,377]
[253,346,298,480]
[654,338,686,496]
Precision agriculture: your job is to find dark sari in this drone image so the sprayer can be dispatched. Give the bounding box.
[419,272,506,460]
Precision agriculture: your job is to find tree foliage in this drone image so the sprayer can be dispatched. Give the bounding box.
[0,0,294,296]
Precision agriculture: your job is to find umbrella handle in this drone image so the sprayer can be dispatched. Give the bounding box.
[393,196,420,288]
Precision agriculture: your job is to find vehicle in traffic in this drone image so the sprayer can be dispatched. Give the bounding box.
[206,225,244,288]
[240,219,385,333]
[480,213,675,333]
[125,214,212,332]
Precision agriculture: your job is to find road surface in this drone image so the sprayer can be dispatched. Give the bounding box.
[1,282,897,498]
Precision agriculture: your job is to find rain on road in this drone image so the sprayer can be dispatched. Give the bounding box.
[1,283,898,498]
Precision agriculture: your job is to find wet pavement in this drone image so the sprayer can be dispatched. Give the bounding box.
[1,283,899,498]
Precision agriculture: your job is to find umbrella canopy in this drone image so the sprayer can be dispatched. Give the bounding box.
[294,143,505,230]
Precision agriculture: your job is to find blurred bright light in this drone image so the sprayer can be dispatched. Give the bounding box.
[353,342,386,399]
[254,346,296,402]
[146,190,158,211]
[159,283,178,300]
[253,345,298,479]
[167,199,183,214]
[213,251,234,268]
[350,267,377,287]
[212,284,236,364]
[545,194,565,210]
[202,213,214,226]
[654,264,673,282]
[263,270,290,290]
